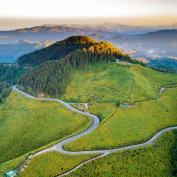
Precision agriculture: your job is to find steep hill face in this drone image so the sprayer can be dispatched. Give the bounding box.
[18,36,95,66]
[18,36,128,96]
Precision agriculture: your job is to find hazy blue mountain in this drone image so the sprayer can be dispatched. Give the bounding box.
[108,29,177,57]
[0,40,45,63]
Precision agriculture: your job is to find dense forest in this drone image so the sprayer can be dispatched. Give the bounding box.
[0,64,25,84]
[0,64,25,102]
[18,36,97,66]
[18,36,129,96]
[18,36,126,67]
[0,82,11,103]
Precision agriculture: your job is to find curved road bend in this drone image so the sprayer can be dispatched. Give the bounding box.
[12,86,177,174]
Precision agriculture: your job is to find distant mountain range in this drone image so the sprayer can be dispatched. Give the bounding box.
[0,25,110,44]
[1,23,177,44]
[0,24,177,72]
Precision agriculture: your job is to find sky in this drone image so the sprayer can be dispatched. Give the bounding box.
[0,0,177,29]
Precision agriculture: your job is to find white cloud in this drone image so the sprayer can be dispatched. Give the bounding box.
[0,0,176,18]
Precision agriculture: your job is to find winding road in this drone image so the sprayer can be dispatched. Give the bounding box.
[12,85,177,176]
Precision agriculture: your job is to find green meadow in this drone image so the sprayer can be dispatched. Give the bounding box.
[65,87,177,151]
[0,91,91,164]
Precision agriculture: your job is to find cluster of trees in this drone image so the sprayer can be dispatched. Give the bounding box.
[0,82,11,103]
[18,60,70,96]
[0,64,25,102]
[18,36,129,96]
[0,64,25,84]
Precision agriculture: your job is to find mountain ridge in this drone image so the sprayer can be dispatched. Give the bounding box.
[18,35,128,96]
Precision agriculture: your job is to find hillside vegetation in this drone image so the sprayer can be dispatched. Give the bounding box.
[0,91,91,163]
[68,131,177,177]
[15,130,177,177]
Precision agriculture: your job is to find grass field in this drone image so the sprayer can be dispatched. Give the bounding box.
[68,130,177,177]
[0,91,91,164]
[19,152,96,177]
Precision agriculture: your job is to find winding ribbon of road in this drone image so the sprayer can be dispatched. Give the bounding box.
[12,85,177,176]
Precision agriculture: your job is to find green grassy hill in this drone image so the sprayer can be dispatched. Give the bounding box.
[17,36,129,97]
[0,91,91,164]
[62,63,177,104]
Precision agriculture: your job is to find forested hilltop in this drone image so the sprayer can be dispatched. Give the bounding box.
[18,36,129,96]
[18,36,125,67]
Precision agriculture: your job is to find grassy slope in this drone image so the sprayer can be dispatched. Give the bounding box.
[68,131,176,177]
[0,91,91,164]
[62,63,177,104]
[19,152,96,177]
[64,63,177,150]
